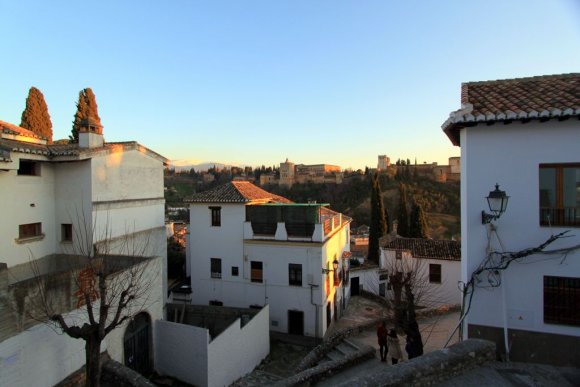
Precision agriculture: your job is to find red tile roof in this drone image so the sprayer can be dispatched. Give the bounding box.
[0,120,45,140]
[443,73,580,145]
[186,181,292,204]
[383,237,460,261]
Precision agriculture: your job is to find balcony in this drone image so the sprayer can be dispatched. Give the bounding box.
[540,207,580,227]
[244,204,350,242]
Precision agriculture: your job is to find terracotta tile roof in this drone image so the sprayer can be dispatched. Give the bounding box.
[382,237,461,261]
[0,138,50,156]
[0,120,45,140]
[443,73,580,145]
[0,138,167,163]
[186,181,292,204]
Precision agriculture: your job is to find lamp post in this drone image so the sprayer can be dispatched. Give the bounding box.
[322,258,339,274]
[482,184,509,224]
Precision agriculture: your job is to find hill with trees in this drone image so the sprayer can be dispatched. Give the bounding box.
[164,167,460,240]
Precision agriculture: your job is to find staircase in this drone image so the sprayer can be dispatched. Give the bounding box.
[316,339,362,364]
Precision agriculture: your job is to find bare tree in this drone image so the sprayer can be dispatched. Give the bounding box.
[383,253,450,356]
[8,214,161,387]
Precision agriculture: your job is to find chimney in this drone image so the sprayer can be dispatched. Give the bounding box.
[78,118,104,148]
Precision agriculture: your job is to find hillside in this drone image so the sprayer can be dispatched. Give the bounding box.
[164,171,460,240]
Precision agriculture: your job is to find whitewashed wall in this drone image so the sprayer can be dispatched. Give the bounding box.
[189,204,246,301]
[155,305,269,387]
[155,320,210,386]
[0,156,57,267]
[461,119,580,338]
[382,250,461,307]
[207,305,269,387]
[188,201,351,338]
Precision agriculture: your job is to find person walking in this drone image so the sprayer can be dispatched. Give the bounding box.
[376,321,388,362]
[405,334,422,359]
[387,329,403,365]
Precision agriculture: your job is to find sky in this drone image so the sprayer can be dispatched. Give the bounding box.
[1,1,579,170]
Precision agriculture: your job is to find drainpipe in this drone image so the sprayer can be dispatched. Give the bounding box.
[310,284,320,339]
[501,271,510,362]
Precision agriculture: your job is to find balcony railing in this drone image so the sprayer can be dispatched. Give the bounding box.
[540,207,580,227]
[251,222,277,235]
[285,222,315,237]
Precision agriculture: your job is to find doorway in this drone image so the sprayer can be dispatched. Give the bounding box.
[124,312,151,375]
[288,310,304,335]
[351,276,360,296]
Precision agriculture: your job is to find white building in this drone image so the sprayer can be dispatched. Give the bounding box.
[0,119,168,386]
[381,237,461,308]
[186,181,351,339]
[442,73,580,366]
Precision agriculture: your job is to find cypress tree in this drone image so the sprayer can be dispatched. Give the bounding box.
[20,87,53,143]
[397,184,410,237]
[367,173,387,264]
[70,88,102,143]
[410,201,429,238]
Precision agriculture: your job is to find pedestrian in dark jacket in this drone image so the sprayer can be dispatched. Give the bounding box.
[376,321,388,362]
[405,335,421,359]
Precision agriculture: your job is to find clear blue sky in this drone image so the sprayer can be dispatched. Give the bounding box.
[1,1,579,170]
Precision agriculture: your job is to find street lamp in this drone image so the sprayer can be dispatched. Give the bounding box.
[322,258,339,274]
[482,184,509,224]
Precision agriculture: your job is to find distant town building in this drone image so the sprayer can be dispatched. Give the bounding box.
[377,155,390,170]
[378,155,460,183]
[265,159,343,187]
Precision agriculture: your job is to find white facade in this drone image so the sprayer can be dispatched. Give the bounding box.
[0,120,168,385]
[187,183,351,339]
[443,73,580,365]
[459,120,580,336]
[155,305,269,387]
[381,249,461,308]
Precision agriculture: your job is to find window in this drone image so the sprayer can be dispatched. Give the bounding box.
[210,258,222,279]
[429,264,442,283]
[544,276,580,326]
[210,206,221,227]
[61,224,73,242]
[379,283,386,297]
[18,222,42,239]
[17,160,40,176]
[251,261,263,283]
[539,164,580,226]
[396,250,402,260]
[289,263,302,286]
[209,300,223,306]
[231,266,239,276]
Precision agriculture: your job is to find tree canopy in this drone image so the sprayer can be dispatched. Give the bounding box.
[20,87,53,143]
[397,183,410,237]
[367,173,387,264]
[70,88,102,143]
[409,202,429,238]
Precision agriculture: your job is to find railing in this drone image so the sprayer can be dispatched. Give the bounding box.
[251,222,277,235]
[540,207,580,227]
[285,222,315,237]
[323,219,332,234]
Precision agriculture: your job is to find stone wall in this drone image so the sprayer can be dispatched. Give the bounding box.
[468,323,580,367]
[283,339,495,386]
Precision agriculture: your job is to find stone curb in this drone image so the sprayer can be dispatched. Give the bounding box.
[273,344,376,387]
[343,339,496,387]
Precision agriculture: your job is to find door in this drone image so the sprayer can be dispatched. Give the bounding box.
[124,313,151,375]
[288,310,304,335]
[326,302,331,329]
[351,276,360,296]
